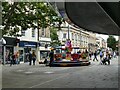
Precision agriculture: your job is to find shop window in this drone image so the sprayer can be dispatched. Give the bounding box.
[40,51,49,60]
[19,50,24,62]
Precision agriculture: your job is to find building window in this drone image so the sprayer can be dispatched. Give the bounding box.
[42,28,45,37]
[72,33,74,40]
[21,30,25,36]
[63,33,66,38]
[79,35,81,41]
[77,35,79,41]
[75,34,77,41]
[32,29,35,37]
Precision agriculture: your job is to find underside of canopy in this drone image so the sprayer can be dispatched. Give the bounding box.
[56,2,120,36]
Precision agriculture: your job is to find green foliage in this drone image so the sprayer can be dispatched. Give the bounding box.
[50,27,61,47]
[107,36,117,51]
[2,2,63,36]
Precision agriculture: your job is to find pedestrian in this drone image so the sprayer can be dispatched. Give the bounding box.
[44,52,49,64]
[116,51,119,56]
[113,51,117,58]
[100,51,104,64]
[12,53,16,65]
[100,51,104,61]
[89,51,92,60]
[29,51,32,65]
[85,49,88,54]
[110,51,114,59]
[49,48,54,67]
[77,50,81,54]
[32,51,36,65]
[15,52,19,64]
[44,58,47,64]
[107,51,111,60]
[93,50,98,61]
[105,54,110,65]
[10,53,13,66]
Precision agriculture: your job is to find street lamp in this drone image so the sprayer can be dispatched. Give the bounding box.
[68,24,70,40]
[1,38,6,65]
[37,8,41,63]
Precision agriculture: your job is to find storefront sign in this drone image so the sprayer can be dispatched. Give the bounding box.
[19,41,37,47]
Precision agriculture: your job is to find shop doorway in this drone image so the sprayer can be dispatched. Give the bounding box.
[19,50,24,62]
[24,47,31,62]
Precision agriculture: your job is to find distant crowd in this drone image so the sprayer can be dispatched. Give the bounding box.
[88,49,119,65]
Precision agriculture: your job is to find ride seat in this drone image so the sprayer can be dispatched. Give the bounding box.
[55,54,62,61]
[71,54,79,61]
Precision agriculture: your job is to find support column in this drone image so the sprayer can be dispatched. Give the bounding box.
[118,35,120,90]
[3,45,6,65]
[2,38,6,65]
[68,25,70,40]
[118,36,120,57]
[37,43,40,64]
[37,27,40,64]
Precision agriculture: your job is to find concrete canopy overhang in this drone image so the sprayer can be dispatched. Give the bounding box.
[55,2,120,36]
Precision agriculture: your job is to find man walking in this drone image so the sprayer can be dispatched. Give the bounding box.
[49,49,54,67]
[89,51,92,60]
[29,51,32,65]
[100,51,103,60]
[93,50,98,61]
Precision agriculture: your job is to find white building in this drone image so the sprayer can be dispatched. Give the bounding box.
[87,32,97,52]
[57,23,91,49]
[18,28,38,62]
[17,27,51,63]
[57,22,97,53]
[96,36,107,49]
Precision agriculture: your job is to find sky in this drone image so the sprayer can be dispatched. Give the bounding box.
[96,34,119,41]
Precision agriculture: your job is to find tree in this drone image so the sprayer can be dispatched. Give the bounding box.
[116,40,119,51]
[2,2,63,36]
[50,27,61,47]
[107,36,117,51]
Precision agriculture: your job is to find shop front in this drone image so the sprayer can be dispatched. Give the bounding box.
[19,41,37,63]
[39,46,51,63]
[2,37,17,64]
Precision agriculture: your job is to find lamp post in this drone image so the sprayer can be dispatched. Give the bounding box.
[68,24,70,40]
[37,25,40,63]
[1,38,6,65]
[0,39,2,64]
[37,8,40,63]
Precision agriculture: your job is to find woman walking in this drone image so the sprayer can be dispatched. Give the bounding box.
[15,52,19,64]
[32,51,36,65]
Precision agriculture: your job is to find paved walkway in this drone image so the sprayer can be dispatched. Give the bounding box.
[2,56,119,88]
